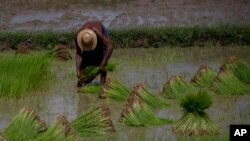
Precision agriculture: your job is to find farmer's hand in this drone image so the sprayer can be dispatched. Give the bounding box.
[77,69,81,77]
[77,78,82,88]
[99,64,105,73]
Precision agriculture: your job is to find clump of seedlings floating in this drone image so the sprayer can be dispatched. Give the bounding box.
[71,106,115,137]
[33,116,74,141]
[0,54,51,99]
[173,90,219,136]
[78,63,116,85]
[161,75,197,99]
[77,85,101,94]
[100,77,130,101]
[190,65,217,88]
[48,44,72,60]
[211,70,249,95]
[220,56,250,84]
[119,88,172,126]
[3,108,47,141]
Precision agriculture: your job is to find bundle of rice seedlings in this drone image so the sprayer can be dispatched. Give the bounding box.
[0,54,51,99]
[120,91,172,126]
[220,56,250,84]
[101,77,130,101]
[32,116,74,141]
[71,106,115,137]
[190,65,217,88]
[77,85,101,94]
[211,70,249,95]
[3,108,47,141]
[78,63,116,85]
[0,132,7,141]
[173,90,219,136]
[161,75,197,99]
[134,84,170,108]
[47,44,72,60]
[15,43,29,54]
[55,116,74,137]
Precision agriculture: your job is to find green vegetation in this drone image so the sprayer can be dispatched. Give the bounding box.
[103,78,130,101]
[120,91,172,126]
[190,65,217,88]
[78,85,101,94]
[212,70,249,95]
[79,63,116,85]
[1,25,249,49]
[161,75,197,99]
[0,54,51,99]
[3,108,47,141]
[134,84,170,108]
[32,121,74,141]
[220,56,250,84]
[71,106,115,137]
[173,90,219,136]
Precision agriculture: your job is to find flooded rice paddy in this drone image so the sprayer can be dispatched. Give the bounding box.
[0,46,250,140]
[1,0,250,31]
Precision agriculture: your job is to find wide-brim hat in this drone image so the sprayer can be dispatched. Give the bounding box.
[77,29,97,51]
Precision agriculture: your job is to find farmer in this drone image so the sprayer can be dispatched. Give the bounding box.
[75,21,113,87]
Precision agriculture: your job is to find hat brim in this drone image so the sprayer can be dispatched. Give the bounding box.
[77,29,97,51]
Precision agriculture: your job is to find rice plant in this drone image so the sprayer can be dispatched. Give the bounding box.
[120,91,173,126]
[161,75,197,99]
[71,106,115,137]
[3,108,47,141]
[173,90,219,136]
[134,84,170,108]
[78,85,101,94]
[220,56,250,84]
[32,116,74,141]
[0,54,51,99]
[190,65,217,88]
[47,44,72,60]
[102,78,130,101]
[78,63,116,85]
[212,70,249,95]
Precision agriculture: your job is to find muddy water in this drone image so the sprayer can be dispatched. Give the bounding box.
[1,0,250,31]
[0,47,250,140]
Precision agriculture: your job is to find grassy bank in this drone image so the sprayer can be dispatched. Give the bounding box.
[0,25,249,49]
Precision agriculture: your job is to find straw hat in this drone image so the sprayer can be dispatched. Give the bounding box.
[77,29,97,51]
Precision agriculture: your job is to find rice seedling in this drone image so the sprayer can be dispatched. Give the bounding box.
[78,63,116,85]
[71,106,115,137]
[120,90,173,126]
[77,85,101,94]
[3,108,47,141]
[190,65,217,88]
[0,54,51,99]
[173,90,219,136]
[161,75,197,99]
[101,77,130,101]
[220,56,250,84]
[32,116,75,141]
[47,44,72,60]
[134,84,170,108]
[211,70,249,95]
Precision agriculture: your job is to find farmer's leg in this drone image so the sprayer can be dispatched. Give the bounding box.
[100,71,107,85]
[99,71,107,99]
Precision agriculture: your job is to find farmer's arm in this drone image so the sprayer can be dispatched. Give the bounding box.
[92,28,113,71]
[75,38,82,77]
